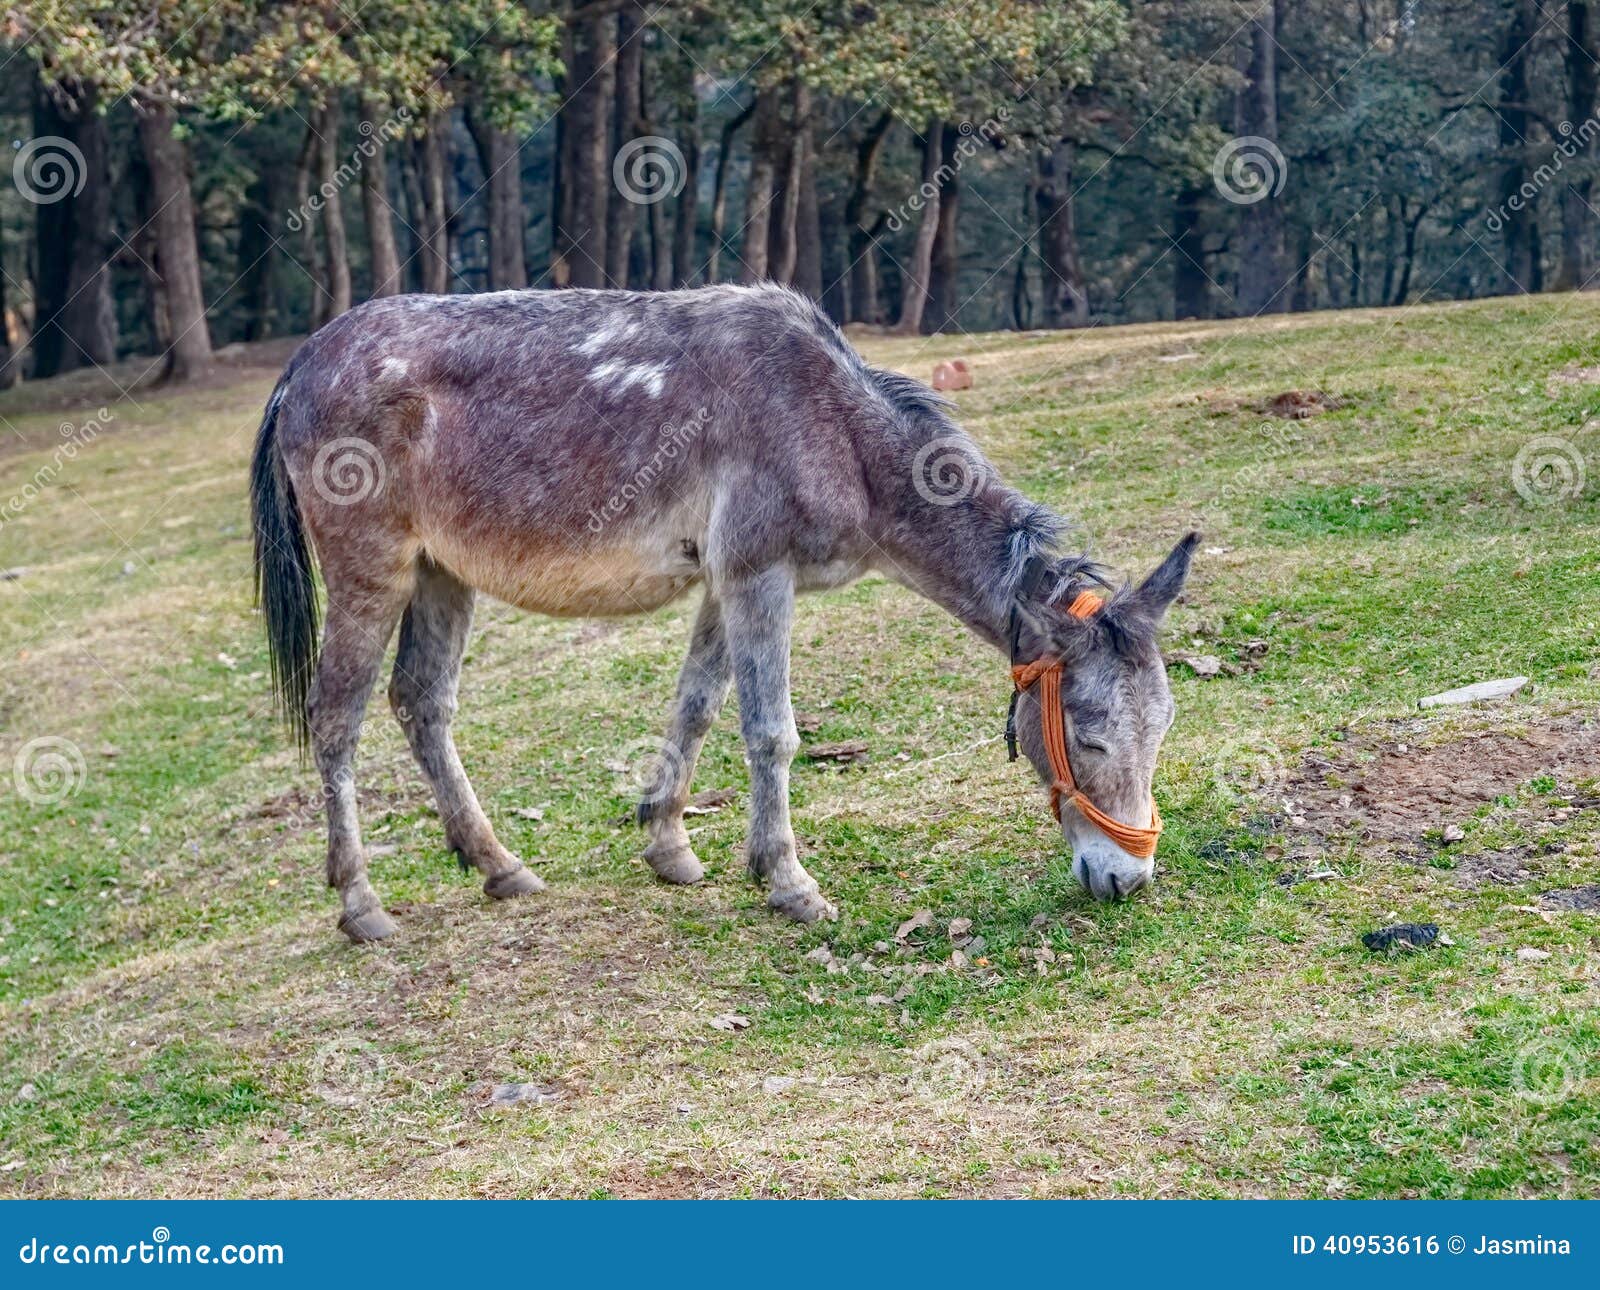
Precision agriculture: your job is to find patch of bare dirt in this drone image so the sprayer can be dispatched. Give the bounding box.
[1545,362,1600,394]
[1282,715,1600,871]
[1261,389,1345,419]
[1540,884,1600,912]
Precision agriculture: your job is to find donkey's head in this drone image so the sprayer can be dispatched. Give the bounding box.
[1010,534,1198,901]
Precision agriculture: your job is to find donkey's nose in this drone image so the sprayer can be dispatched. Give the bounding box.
[1075,851,1153,902]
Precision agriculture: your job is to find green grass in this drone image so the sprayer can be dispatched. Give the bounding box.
[0,296,1597,1197]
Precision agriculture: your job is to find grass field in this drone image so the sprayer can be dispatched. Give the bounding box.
[1,294,1598,1198]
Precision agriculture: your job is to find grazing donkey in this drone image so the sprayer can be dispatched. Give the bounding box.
[251,284,1196,942]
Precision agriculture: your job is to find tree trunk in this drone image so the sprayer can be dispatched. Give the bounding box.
[1011,167,1035,330]
[794,114,823,300]
[1558,1,1598,290]
[606,5,645,287]
[1035,137,1089,329]
[894,119,943,335]
[362,100,404,298]
[564,6,615,288]
[1233,6,1288,314]
[237,165,278,339]
[1392,199,1427,306]
[708,99,755,282]
[846,110,893,324]
[313,99,354,319]
[414,119,452,293]
[740,88,782,282]
[292,120,326,326]
[465,104,527,290]
[1172,183,1210,319]
[671,85,701,286]
[30,77,117,378]
[769,82,808,285]
[0,223,16,388]
[1497,0,1538,292]
[926,122,962,331]
[135,99,212,378]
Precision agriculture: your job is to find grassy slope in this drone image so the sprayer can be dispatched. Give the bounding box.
[0,295,1597,1198]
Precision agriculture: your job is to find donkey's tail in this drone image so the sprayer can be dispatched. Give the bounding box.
[250,376,320,753]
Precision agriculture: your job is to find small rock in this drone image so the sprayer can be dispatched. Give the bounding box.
[15,1082,36,1102]
[513,806,545,820]
[1417,677,1528,709]
[1362,922,1440,952]
[762,1076,796,1095]
[121,561,136,576]
[479,1082,565,1109]
[1174,652,1222,678]
[947,917,973,941]
[1441,824,1465,844]
[0,567,27,581]
[1516,947,1551,962]
[709,1013,751,1032]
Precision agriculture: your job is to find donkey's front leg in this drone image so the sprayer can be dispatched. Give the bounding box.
[641,593,731,885]
[722,565,836,923]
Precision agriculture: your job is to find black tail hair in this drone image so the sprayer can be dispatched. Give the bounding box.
[250,377,319,754]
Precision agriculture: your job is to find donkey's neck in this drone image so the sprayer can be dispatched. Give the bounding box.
[874,478,1054,653]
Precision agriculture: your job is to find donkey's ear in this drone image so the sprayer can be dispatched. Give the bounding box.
[1127,532,1200,621]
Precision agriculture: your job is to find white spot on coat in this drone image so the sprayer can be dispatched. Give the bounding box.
[588,360,669,398]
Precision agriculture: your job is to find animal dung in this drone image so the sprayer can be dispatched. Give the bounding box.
[1361,922,1441,952]
[931,359,973,391]
[1417,676,1528,708]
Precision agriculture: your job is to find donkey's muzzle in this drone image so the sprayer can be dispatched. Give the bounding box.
[1074,850,1154,902]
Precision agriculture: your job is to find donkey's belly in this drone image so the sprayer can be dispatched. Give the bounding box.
[424,532,703,617]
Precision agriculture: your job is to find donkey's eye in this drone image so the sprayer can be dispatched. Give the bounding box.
[1077,738,1109,754]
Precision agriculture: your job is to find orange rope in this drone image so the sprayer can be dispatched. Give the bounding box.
[1010,591,1163,858]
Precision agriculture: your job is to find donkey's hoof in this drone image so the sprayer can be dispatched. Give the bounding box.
[643,842,705,885]
[338,906,398,943]
[483,864,546,900]
[768,887,838,924]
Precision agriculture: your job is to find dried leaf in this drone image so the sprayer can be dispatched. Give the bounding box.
[709,1013,751,1032]
[895,909,934,942]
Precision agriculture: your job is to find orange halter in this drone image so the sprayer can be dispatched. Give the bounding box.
[1006,590,1163,859]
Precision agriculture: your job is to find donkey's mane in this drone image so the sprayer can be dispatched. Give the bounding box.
[861,363,1111,632]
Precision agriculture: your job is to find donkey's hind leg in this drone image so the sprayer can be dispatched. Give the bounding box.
[389,557,543,901]
[311,574,414,943]
[640,593,732,884]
